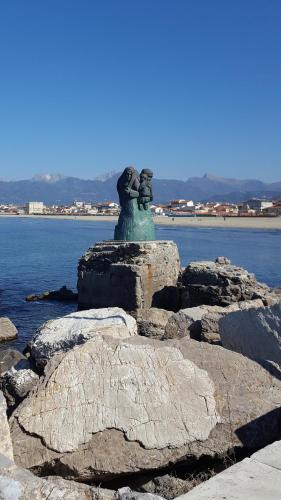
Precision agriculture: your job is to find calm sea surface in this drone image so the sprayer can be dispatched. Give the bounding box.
[0,217,280,351]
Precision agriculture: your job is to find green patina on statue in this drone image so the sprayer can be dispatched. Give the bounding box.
[114,166,155,241]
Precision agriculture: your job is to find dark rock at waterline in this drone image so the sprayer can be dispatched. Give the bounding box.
[26,285,77,303]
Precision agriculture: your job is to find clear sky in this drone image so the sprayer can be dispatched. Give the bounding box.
[0,0,280,181]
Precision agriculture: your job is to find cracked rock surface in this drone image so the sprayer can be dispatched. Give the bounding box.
[26,307,137,369]
[10,337,281,482]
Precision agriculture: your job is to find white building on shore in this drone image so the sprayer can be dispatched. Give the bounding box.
[26,201,44,214]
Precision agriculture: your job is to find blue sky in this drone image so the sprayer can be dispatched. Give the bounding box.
[0,0,280,181]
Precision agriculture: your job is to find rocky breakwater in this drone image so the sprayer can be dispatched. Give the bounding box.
[8,315,281,484]
[77,240,180,312]
[1,245,281,498]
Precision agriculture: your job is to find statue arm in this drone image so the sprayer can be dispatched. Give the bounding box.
[124,187,139,198]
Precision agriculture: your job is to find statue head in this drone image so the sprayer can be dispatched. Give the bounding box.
[123,166,135,182]
[141,168,153,179]
[140,172,148,183]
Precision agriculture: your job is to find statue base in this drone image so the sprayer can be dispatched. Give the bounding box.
[77,240,180,312]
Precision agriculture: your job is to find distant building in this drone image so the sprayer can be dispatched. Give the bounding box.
[26,202,44,214]
[246,199,273,212]
[73,201,84,208]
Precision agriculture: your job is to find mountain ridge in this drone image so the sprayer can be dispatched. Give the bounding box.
[0,172,281,204]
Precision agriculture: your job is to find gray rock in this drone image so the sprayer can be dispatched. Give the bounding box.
[137,308,174,339]
[220,301,281,366]
[181,260,269,308]
[1,363,39,407]
[0,391,13,461]
[164,300,264,343]
[0,350,26,376]
[26,307,137,369]
[78,241,180,312]
[174,439,281,500]
[0,318,18,343]
[116,487,165,500]
[141,474,189,500]
[201,299,265,344]
[10,336,281,482]
[164,307,208,340]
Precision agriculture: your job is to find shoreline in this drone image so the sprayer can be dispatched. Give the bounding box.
[1,213,281,229]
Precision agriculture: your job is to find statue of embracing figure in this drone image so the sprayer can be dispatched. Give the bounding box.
[114,166,155,241]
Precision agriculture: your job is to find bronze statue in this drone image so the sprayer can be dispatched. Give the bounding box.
[114,166,155,241]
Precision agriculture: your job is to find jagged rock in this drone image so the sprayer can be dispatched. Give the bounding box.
[116,486,165,500]
[0,391,13,461]
[10,336,281,482]
[26,307,137,369]
[220,301,281,366]
[26,285,77,302]
[0,349,26,375]
[137,308,174,339]
[0,318,18,342]
[1,360,39,408]
[164,300,264,343]
[78,241,180,312]
[180,260,269,308]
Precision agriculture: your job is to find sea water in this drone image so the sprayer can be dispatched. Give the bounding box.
[0,217,280,351]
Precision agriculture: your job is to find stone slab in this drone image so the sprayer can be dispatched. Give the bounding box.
[175,440,281,500]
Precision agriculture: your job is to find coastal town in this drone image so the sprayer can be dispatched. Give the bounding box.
[1,197,281,217]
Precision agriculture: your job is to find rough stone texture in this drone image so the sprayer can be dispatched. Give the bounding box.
[1,362,39,408]
[26,307,137,369]
[0,349,26,375]
[13,337,219,454]
[200,299,265,344]
[137,308,174,339]
[10,337,281,482]
[180,260,269,308]
[164,300,264,343]
[141,474,189,500]
[174,440,281,500]
[164,307,209,340]
[116,487,164,500]
[0,317,18,342]
[77,241,180,312]
[0,455,115,500]
[220,301,281,366]
[0,391,13,461]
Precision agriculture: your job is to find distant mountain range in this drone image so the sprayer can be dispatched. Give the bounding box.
[0,172,281,205]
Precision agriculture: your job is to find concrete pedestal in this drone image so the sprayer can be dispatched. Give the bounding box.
[77,240,180,312]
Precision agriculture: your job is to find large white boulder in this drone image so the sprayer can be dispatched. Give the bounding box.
[27,307,137,369]
[220,301,281,366]
[10,336,281,482]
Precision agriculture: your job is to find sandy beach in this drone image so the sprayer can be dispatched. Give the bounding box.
[1,213,281,230]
